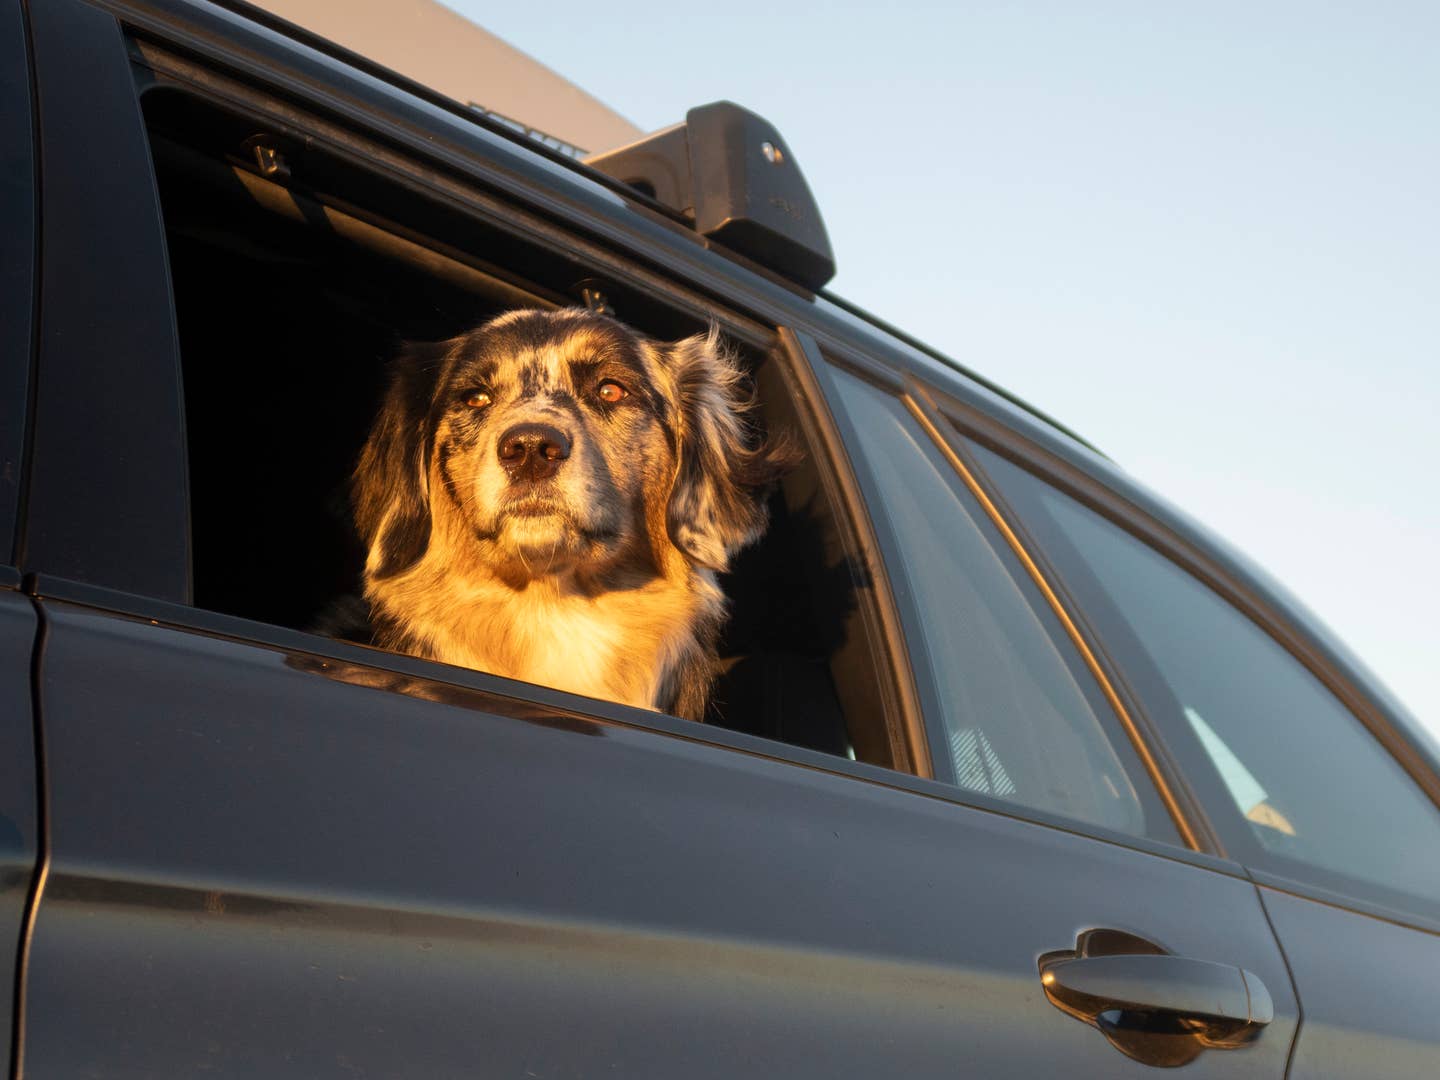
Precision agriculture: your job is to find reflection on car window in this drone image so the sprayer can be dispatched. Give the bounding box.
[1184,708,1273,822]
[829,369,1168,840]
[975,444,1440,909]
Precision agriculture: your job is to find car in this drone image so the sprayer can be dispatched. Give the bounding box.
[3,0,1438,1077]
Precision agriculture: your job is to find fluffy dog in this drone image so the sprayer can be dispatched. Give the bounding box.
[348,308,793,721]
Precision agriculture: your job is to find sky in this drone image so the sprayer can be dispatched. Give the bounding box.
[443,1,1438,743]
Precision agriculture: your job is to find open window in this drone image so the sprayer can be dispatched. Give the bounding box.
[138,82,908,771]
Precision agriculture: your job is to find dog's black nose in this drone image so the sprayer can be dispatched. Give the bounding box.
[498,423,572,481]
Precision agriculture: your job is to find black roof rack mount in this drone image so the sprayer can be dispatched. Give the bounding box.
[585,101,835,291]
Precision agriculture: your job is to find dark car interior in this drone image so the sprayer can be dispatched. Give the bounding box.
[140,86,900,767]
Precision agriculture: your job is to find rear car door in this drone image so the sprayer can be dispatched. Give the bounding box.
[20,1,1297,1076]
[958,393,1440,1077]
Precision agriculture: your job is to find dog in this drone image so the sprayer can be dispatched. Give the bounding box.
[344,307,794,722]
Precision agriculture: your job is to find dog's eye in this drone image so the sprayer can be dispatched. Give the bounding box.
[596,380,628,403]
[463,390,493,410]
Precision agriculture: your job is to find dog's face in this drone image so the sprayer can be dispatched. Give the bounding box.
[355,309,785,587]
[430,309,667,577]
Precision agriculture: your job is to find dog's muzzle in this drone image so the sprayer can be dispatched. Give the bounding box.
[498,422,572,483]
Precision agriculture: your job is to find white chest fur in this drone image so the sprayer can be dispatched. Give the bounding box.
[369,561,712,711]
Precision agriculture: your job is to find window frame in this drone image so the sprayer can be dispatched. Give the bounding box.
[21,0,191,598]
[24,6,943,797]
[923,381,1440,932]
[129,82,931,775]
[775,332,932,777]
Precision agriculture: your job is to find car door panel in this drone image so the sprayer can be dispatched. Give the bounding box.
[1260,888,1440,1079]
[960,428,1440,1076]
[25,0,190,599]
[25,597,1298,1077]
[0,584,37,1071]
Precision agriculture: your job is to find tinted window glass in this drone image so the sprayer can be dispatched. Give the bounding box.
[976,444,1440,910]
[830,369,1173,840]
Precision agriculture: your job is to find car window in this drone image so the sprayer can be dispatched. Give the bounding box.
[827,368,1178,842]
[973,443,1440,914]
[132,82,910,770]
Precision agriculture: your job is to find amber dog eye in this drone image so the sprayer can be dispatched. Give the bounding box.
[597,380,628,403]
[464,390,493,409]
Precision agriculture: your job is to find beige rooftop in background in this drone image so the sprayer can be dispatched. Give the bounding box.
[250,0,643,154]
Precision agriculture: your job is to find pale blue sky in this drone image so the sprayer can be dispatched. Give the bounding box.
[446,1,1438,740]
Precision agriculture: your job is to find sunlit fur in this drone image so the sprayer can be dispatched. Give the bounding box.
[350,308,793,721]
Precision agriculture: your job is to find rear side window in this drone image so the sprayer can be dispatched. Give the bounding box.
[828,368,1177,842]
[975,444,1440,917]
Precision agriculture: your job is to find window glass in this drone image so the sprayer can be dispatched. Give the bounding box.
[829,369,1173,840]
[975,444,1440,910]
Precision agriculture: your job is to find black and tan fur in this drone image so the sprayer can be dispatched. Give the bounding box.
[349,308,792,721]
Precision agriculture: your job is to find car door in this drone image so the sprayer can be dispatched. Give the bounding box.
[19,1,1297,1077]
[0,576,35,1076]
[955,394,1440,1077]
[0,0,39,1068]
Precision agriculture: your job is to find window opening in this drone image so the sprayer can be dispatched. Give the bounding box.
[138,85,899,768]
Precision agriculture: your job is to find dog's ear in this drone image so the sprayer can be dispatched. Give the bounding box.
[353,339,449,579]
[664,327,799,571]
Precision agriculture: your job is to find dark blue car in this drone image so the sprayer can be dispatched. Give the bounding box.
[2,1,1437,1076]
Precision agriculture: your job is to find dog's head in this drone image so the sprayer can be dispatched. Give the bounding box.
[354,308,792,586]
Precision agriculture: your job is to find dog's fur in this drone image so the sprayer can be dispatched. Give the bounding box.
[347,308,793,721]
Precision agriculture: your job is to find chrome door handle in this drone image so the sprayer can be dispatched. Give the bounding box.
[1038,929,1273,1068]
